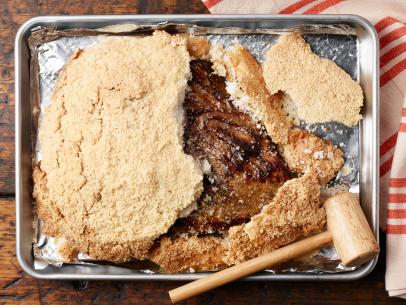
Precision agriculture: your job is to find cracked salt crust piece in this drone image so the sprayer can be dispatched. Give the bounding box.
[263,32,363,127]
[149,236,226,273]
[33,31,203,262]
[282,129,344,185]
[224,171,326,265]
[150,172,327,273]
[223,44,292,145]
[221,44,343,184]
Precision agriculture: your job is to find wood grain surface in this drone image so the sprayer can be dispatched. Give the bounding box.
[1,0,402,304]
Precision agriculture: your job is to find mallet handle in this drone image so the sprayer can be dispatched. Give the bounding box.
[169,231,332,304]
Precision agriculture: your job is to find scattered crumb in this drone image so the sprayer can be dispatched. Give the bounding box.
[340,165,353,176]
[313,150,324,160]
[327,152,334,160]
[201,159,212,175]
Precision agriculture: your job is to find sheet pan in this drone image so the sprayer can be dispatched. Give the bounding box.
[15,15,379,280]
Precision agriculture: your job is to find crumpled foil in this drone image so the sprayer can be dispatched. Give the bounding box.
[29,23,359,273]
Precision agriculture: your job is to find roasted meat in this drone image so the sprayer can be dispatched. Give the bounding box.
[168,60,292,236]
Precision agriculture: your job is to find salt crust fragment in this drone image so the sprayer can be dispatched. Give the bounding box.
[33,31,203,262]
[263,32,363,127]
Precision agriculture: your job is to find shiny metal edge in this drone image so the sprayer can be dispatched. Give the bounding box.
[15,14,379,281]
[15,19,35,279]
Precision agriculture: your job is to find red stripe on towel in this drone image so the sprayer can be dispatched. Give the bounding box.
[380,42,406,68]
[303,0,343,14]
[387,224,406,234]
[380,58,406,86]
[279,0,318,14]
[375,17,399,33]
[388,193,406,203]
[380,156,394,177]
[390,178,406,187]
[388,209,406,219]
[204,0,222,9]
[380,27,406,49]
[380,133,398,157]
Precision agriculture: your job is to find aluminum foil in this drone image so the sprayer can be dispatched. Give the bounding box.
[29,23,359,274]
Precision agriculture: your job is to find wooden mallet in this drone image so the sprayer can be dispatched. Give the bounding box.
[169,192,379,304]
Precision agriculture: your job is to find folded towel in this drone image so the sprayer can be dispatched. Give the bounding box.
[201,0,406,298]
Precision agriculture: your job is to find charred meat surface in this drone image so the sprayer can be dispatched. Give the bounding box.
[170,60,292,236]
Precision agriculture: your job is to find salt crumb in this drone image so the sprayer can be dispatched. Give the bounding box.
[340,165,353,176]
[225,81,263,124]
[313,150,324,160]
[201,159,212,175]
[210,44,227,76]
[327,152,334,160]
[232,38,240,45]
[317,168,326,178]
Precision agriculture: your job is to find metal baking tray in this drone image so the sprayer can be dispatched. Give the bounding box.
[15,15,379,281]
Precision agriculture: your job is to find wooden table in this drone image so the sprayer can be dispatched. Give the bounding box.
[1,1,403,304]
